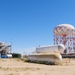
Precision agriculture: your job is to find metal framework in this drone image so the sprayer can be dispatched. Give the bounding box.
[54,26,75,53]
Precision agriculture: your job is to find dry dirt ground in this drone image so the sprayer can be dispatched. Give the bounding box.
[0,58,75,75]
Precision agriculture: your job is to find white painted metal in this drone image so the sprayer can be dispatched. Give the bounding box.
[27,44,64,64]
[54,24,74,36]
[7,54,12,58]
[36,44,65,53]
[28,53,62,64]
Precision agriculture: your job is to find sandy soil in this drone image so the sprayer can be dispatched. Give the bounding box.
[0,58,75,75]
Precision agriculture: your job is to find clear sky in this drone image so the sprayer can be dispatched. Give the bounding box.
[0,0,75,54]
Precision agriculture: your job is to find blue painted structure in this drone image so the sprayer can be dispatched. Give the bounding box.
[1,55,8,58]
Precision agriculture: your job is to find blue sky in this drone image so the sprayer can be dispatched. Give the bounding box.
[0,0,75,54]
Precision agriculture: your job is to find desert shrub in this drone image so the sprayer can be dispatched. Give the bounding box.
[12,53,21,58]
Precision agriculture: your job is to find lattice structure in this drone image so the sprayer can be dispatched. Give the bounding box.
[73,30,75,52]
[54,24,75,53]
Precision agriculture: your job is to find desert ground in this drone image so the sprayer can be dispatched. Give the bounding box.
[0,58,75,75]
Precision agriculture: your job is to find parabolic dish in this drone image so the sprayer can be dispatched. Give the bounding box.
[54,24,74,36]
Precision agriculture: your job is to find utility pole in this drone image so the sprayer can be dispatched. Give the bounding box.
[10,39,12,53]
